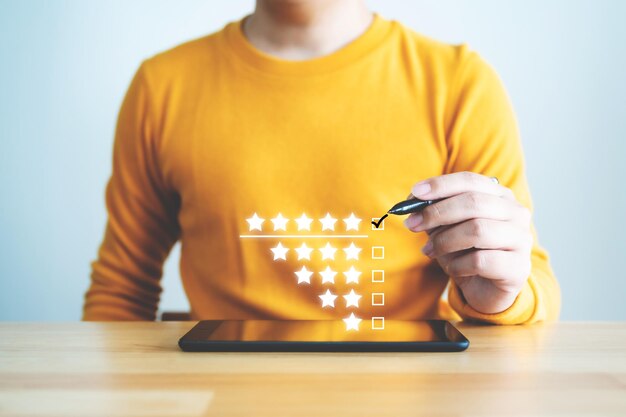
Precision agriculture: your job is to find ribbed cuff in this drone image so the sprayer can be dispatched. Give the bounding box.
[448,279,535,325]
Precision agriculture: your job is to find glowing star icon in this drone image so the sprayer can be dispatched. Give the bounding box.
[343,289,362,308]
[295,213,313,231]
[246,213,265,231]
[319,242,337,260]
[343,266,361,284]
[294,243,313,260]
[343,313,362,331]
[295,266,313,284]
[343,242,361,260]
[270,242,289,260]
[319,289,338,308]
[319,266,337,284]
[343,213,361,231]
[319,213,337,231]
[271,213,289,231]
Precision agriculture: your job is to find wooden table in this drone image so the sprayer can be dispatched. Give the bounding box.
[0,322,625,416]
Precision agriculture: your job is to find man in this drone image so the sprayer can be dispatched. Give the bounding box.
[84,0,560,324]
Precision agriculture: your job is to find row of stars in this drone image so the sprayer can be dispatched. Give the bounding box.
[319,289,362,308]
[247,213,361,232]
[272,242,361,261]
[295,265,361,285]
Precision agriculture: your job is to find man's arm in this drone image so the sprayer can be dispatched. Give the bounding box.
[405,46,560,324]
[83,63,180,320]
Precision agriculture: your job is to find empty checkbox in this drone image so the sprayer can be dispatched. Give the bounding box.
[371,246,385,259]
[371,270,385,283]
[371,317,385,330]
[371,293,385,306]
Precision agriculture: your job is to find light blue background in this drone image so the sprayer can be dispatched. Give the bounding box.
[1,1,625,321]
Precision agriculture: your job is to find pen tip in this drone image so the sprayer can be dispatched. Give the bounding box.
[387,206,400,215]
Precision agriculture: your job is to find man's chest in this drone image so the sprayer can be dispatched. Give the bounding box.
[156,76,446,228]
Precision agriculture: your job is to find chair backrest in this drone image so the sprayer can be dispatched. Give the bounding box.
[160,311,191,321]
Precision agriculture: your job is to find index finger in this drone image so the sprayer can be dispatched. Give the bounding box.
[411,171,512,200]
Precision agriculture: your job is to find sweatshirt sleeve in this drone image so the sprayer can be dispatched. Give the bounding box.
[443,46,561,324]
[83,63,180,321]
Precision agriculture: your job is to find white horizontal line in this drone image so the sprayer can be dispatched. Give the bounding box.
[239,234,370,239]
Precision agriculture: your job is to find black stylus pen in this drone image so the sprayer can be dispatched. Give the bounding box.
[387,197,439,215]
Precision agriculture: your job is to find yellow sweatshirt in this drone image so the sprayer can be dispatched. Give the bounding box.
[83,15,560,324]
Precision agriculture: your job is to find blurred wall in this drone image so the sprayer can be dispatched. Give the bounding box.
[1,0,624,320]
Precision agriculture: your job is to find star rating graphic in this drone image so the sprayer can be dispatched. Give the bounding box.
[343,266,361,284]
[343,213,361,231]
[319,242,337,260]
[343,289,362,308]
[319,266,337,284]
[295,213,313,231]
[295,266,313,284]
[319,213,337,231]
[245,212,363,233]
[319,289,338,308]
[270,242,288,260]
[241,212,385,331]
[246,213,264,231]
[295,243,313,260]
[343,313,362,331]
[271,213,289,231]
[343,242,361,260]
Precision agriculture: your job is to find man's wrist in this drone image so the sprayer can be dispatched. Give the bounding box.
[456,277,521,315]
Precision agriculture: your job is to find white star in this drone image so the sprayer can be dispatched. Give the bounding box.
[343,313,362,331]
[343,266,361,284]
[343,289,362,308]
[319,213,337,231]
[271,213,289,231]
[319,289,338,308]
[270,242,288,260]
[343,242,361,260]
[295,266,313,284]
[295,213,313,231]
[343,213,361,231]
[319,242,337,260]
[319,266,337,284]
[294,243,313,260]
[246,213,264,231]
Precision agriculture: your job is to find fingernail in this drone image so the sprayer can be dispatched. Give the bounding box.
[403,213,423,230]
[412,182,431,197]
[421,240,434,257]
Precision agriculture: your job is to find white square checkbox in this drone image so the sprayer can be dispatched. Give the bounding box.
[371,293,385,306]
[371,317,385,330]
[371,217,385,230]
[371,246,385,259]
[371,270,385,283]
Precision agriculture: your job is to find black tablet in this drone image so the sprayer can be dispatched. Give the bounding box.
[178,319,469,352]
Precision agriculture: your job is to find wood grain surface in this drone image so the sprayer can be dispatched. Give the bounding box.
[0,322,625,416]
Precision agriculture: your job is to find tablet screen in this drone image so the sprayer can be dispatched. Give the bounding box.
[183,320,462,343]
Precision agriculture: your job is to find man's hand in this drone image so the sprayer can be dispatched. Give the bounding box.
[404,172,532,314]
